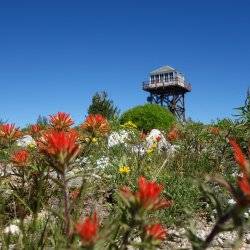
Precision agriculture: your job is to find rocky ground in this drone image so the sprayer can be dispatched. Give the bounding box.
[164,218,250,250]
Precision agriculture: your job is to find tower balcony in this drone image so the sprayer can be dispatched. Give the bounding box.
[142,77,192,94]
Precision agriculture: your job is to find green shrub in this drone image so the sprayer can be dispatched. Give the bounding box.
[120,104,176,132]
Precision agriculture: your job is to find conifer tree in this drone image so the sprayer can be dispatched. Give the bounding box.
[88,91,119,120]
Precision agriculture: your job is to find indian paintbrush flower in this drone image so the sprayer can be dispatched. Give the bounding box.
[37,130,80,172]
[238,175,250,202]
[81,114,109,137]
[140,131,147,140]
[29,124,43,138]
[11,149,29,167]
[136,176,172,210]
[188,140,250,249]
[145,223,167,241]
[227,139,250,205]
[239,177,250,197]
[70,189,80,200]
[76,212,99,246]
[156,135,161,142]
[120,176,172,210]
[49,112,74,131]
[0,123,22,143]
[167,127,180,142]
[209,126,220,135]
[38,129,80,237]
[229,138,249,175]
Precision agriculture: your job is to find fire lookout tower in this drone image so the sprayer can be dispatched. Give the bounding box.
[142,66,191,121]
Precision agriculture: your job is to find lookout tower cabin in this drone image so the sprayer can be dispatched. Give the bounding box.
[142,66,191,121]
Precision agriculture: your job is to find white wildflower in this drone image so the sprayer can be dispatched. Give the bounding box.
[108,130,129,148]
[96,156,110,169]
[4,225,20,235]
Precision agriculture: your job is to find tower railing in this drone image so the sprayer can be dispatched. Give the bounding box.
[142,77,191,92]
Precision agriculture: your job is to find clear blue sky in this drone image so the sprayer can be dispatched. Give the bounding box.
[0,0,249,127]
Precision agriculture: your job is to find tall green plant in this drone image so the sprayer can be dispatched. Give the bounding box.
[235,89,250,124]
[235,89,250,141]
[88,91,119,120]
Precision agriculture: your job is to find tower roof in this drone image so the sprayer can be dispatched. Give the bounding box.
[150,65,176,75]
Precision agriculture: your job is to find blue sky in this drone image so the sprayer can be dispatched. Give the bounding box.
[0,0,249,127]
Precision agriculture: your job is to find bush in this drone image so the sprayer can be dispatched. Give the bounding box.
[120,104,176,132]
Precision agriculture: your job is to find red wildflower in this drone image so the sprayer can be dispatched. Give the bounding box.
[145,224,167,241]
[119,186,134,202]
[229,139,249,174]
[235,174,250,206]
[120,176,172,210]
[81,114,109,136]
[29,124,43,137]
[70,189,80,200]
[37,130,79,171]
[0,124,22,141]
[76,212,99,245]
[136,177,172,210]
[156,135,161,142]
[140,132,147,140]
[49,112,74,131]
[238,175,250,197]
[11,150,29,166]
[167,128,180,142]
[209,127,220,135]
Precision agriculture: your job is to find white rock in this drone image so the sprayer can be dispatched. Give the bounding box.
[67,168,83,188]
[4,225,20,235]
[216,237,224,246]
[168,229,181,237]
[179,228,186,235]
[108,130,129,148]
[146,129,172,151]
[242,208,250,219]
[197,230,207,240]
[0,163,15,177]
[16,135,36,147]
[227,199,236,205]
[245,233,250,244]
[244,212,250,219]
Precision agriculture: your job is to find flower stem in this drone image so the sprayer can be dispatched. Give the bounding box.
[202,208,233,249]
[62,169,70,237]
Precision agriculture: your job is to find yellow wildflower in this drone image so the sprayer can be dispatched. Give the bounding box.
[91,137,98,143]
[121,121,137,130]
[28,142,36,148]
[146,142,157,154]
[146,148,154,154]
[119,166,131,174]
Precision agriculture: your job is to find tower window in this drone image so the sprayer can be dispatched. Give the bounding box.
[164,73,168,81]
